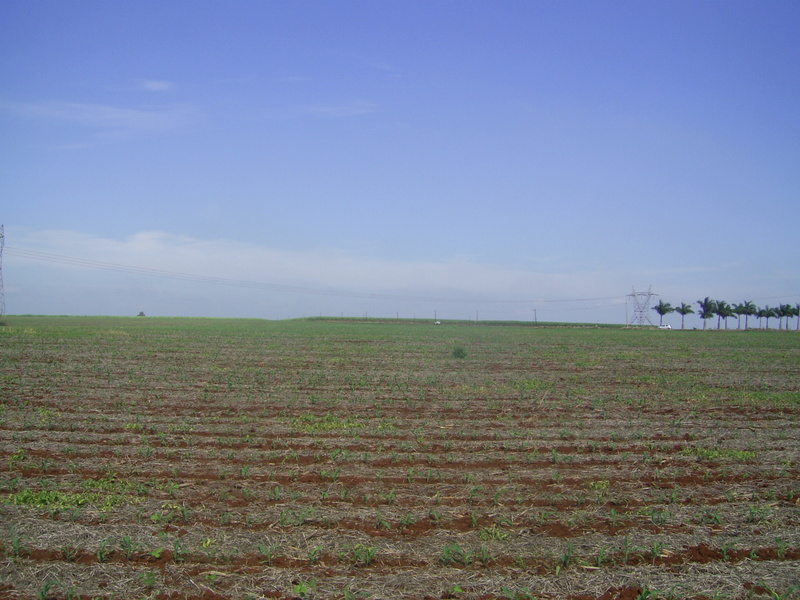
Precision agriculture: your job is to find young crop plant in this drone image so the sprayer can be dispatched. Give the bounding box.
[698,508,723,526]
[139,570,158,589]
[258,543,282,565]
[472,546,493,565]
[650,541,669,563]
[60,545,80,562]
[649,507,669,526]
[6,526,27,558]
[682,446,757,461]
[440,543,471,566]
[351,544,377,566]
[291,412,363,433]
[7,448,26,471]
[172,539,186,563]
[292,580,316,599]
[320,467,341,481]
[36,580,64,600]
[556,543,575,573]
[480,524,509,541]
[307,545,324,564]
[746,505,771,523]
[120,536,140,560]
[595,546,610,567]
[500,586,537,600]
[5,487,132,512]
[96,539,111,563]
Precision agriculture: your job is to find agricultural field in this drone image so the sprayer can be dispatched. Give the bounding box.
[1,316,799,600]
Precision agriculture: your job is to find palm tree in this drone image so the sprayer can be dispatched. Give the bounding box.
[777,304,792,330]
[715,300,736,330]
[652,300,674,326]
[696,297,717,330]
[675,302,695,330]
[733,301,757,330]
[758,306,778,329]
[766,306,778,329]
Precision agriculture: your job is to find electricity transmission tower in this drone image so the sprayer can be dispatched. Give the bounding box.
[0,224,5,322]
[626,286,657,326]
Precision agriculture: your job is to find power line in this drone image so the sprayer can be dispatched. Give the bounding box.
[6,245,621,307]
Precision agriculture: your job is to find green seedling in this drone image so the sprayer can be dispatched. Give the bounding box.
[352,544,377,566]
[8,526,25,558]
[307,545,323,564]
[140,570,158,588]
[258,543,282,565]
[120,536,139,559]
[472,546,492,565]
[96,539,111,563]
[61,545,79,561]
[480,524,508,541]
[292,580,315,599]
[440,543,471,565]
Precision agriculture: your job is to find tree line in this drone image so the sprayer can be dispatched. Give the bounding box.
[652,298,800,330]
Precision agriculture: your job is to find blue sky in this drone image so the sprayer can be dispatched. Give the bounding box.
[2,0,798,324]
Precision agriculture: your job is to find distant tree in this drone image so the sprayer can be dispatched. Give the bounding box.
[732,303,745,329]
[786,304,800,329]
[777,304,792,330]
[715,300,736,330]
[675,302,695,330]
[796,303,800,331]
[758,306,778,329]
[766,306,778,329]
[733,301,757,330]
[696,297,717,330]
[652,300,674,326]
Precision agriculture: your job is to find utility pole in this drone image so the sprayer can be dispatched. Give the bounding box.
[0,225,5,322]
